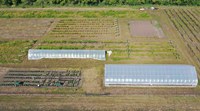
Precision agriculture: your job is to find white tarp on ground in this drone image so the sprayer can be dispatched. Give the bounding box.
[28,49,106,61]
[105,64,198,87]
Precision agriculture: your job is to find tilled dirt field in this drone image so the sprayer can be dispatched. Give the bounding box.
[0,18,54,39]
[129,20,166,38]
[104,87,200,96]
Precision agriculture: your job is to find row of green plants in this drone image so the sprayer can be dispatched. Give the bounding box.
[176,9,200,42]
[165,9,200,67]
[173,9,197,41]
[2,70,81,87]
[166,9,197,44]
[37,39,181,61]
[167,9,199,43]
[112,41,180,60]
[182,9,200,30]
[48,18,118,39]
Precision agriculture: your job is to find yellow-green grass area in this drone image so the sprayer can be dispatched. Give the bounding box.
[0,10,151,19]
[0,40,35,64]
[0,95,200,111]
[36,40,184,63]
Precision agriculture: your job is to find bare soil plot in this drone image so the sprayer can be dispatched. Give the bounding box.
[0,19,54,39]
[129,20,166,38]
[82,68,102,93]
[105,87,200,95]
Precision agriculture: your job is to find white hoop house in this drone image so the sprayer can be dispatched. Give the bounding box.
[28,49,106,61]
[105,64,198,87]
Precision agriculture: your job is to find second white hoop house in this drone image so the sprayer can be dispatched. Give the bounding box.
[105,64,198,87]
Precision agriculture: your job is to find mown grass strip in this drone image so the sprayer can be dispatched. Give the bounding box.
[0,10,151,19]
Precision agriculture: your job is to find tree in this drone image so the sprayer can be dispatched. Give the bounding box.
[126,0,137,5]
[175,0,182,5]
[34,0,44,7]
[3,0,12,5]
[12,0,17,6]
[0,0,3,5]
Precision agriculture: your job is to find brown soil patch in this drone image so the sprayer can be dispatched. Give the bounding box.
[82,67,102,93]
[0,18,54,39]
[129,20,166,38]
[0,67,9,81]
[104,87,200,95]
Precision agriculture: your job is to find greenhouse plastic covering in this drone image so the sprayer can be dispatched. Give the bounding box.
[105,64,198,87]
[28,49,106,60]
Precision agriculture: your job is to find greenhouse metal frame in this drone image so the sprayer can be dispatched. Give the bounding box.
[28,49,106,60]
[105,64,198,87]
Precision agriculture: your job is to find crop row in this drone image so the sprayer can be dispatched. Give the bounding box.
[165,9,200,68]
[36,40,181,61]
[0,70,81,87]
[45,18,120,39]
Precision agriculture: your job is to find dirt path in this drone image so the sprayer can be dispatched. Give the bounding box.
[0,67,8,81]
[82,67,102,93]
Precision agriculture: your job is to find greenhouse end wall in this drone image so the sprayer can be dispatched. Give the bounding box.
[105,64,198,87]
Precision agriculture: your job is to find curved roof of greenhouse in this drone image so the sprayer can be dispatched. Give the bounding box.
[105,64,198,87]
[28,49,106,61]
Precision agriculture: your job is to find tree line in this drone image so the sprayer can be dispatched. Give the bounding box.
[0,0,200,7]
